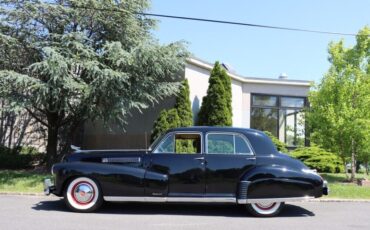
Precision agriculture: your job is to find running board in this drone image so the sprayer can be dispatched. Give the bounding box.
[104,196,314,204]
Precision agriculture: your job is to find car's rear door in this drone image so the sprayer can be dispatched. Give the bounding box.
[205,132,256,197]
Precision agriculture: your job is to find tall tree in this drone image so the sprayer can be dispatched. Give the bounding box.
[197,61,232,126]
[151,79,193,142]
[174,79,193,127]
[0,0,188,167]
[307,27,370,181]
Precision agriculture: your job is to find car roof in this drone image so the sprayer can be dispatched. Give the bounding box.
[167,126,264,135]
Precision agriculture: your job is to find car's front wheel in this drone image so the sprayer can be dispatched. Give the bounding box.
[246,202,284,217]
[64,177,103,212]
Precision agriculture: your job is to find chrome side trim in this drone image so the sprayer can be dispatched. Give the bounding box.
[104,196,236,203]
[238,196,315,204]
[104,196,314,204]
[102,157,141,163]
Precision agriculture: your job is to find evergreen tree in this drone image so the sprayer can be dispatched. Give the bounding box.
[151,79,193,142]
[197,61,232,126]
[151,110,170,142]
[175,79,193,127]
[0,0,188,167]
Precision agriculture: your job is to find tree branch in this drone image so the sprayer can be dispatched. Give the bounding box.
[25,107,49,128]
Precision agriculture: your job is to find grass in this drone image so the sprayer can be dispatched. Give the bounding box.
[321,173,370,199]
[0,170,369,199]
[0,170,50,193]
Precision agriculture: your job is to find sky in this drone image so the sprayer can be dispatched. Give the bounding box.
[149,0,369,83]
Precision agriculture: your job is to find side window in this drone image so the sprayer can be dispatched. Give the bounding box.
[153,133,201,154]
[235,135,252,154]
[175,133,201,154]
[153,134,174,153]
[207,133,253,155]
[207,134,234,154]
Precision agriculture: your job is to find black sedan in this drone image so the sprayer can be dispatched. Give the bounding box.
[44,127,328,217]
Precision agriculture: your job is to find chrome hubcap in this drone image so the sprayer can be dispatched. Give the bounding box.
[73,183,94,204]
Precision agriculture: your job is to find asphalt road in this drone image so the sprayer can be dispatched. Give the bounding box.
[0,195,369,230]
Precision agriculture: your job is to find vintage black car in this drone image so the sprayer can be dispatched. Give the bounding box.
[44,127,328,217]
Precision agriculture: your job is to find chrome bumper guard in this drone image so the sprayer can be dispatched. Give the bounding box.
[44,178,55,195]
[323,180,329,195]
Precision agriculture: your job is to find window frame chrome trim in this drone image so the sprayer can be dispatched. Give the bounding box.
[152,131,203,154]
[205,131,256,156]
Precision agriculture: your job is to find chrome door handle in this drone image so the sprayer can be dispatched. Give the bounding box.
[194,157,205,160]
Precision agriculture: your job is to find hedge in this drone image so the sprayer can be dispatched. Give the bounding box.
[290,146,343,173]
[0,145,43,169]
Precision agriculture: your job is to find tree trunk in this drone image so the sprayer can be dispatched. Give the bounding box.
[341,156,348,179]
[366,161,369,175]
[350,138,356,182]
[46,113,59,169]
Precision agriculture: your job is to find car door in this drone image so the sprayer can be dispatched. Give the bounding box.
[146,132,206,197]
[205,132,256,197]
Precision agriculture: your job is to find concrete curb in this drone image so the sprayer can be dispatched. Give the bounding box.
[0,193,370,202]
[310,198,370,203]
[0,192,45,197]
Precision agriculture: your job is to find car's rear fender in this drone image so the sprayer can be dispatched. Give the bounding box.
[238,164,324,200]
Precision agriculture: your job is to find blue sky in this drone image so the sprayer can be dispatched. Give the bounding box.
[150,0,369,83]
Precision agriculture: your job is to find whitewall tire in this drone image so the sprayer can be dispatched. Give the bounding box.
[247,202,284,217]
[64,177,103,212]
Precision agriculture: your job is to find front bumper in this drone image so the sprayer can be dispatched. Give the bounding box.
[44,179,55,195]
[322,180,329,195]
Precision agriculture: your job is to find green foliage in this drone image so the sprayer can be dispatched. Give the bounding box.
[151,79,193,142]
[198,61,232,126]
[175,79,193,127]
[0,145,42,169]
[291,146,344,173]
[306,26,370,180]
[151,110,170,142]
[264,131,288,153]
[0,0,188,166]
[0,170,50,193]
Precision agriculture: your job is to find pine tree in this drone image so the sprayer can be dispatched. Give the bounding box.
[0,0,188,167]
[175,79,193,127]
[197,61,232,126]
[151,110,170,142]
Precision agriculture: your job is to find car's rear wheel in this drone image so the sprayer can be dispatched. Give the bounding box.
[246,202,284,217]
[64,177,103,212]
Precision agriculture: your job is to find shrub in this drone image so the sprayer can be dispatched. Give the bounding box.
[0,145,43,169]
[264,131,288,153]
[290,146,343,173]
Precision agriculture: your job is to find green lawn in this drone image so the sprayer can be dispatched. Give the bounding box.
[0,170,369,199]
[321,173,370,199]
[0,170,50,193]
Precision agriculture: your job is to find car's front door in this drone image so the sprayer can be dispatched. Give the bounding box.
[146,132,205,197]
[205,132,256,197]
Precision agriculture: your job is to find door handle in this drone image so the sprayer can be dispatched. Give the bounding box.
[194,157,205,161]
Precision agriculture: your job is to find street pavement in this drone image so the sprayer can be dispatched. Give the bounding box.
[0,195,369,230]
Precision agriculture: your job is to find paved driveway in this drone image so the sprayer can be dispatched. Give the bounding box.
[0,195,369,230]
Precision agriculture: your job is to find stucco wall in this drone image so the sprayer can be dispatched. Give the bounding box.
[81,59,310,149]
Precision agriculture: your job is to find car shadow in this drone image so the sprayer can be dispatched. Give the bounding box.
[32,199,315,218]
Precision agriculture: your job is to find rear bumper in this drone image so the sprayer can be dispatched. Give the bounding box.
[44,179,56,195]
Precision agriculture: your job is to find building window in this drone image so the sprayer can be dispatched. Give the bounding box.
[251,94,306,147]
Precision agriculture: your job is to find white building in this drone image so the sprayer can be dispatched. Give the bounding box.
[82,57,311,149]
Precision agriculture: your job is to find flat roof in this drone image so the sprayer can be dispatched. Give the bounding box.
[187,57,312,87]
